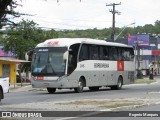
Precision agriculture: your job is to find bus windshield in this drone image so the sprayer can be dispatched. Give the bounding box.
[31,47,68,76]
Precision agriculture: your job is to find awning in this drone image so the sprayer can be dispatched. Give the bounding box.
[0,57,30,63]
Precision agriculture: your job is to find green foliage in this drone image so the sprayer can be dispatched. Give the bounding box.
[2,19,58,59]
[58,28,112,39]
[58,20,160,39]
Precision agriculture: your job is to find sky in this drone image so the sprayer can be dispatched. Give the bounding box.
[14,0,160,30]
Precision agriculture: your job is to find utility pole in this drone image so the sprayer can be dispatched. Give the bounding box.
[106,2,121,41]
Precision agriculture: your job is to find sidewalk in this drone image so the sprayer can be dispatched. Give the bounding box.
[10,83,32,92]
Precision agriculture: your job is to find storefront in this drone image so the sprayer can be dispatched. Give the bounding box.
[0,57,29,84]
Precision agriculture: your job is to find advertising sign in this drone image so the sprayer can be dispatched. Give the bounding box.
[128,34,150,46]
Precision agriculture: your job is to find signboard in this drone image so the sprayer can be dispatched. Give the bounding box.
[128,34,150,46]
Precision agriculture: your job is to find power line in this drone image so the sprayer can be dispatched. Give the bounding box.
[106,2,121,41]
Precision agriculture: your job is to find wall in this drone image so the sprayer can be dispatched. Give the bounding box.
[0,61,16,84]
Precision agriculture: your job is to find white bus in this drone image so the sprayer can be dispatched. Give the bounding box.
[31,38,135,93]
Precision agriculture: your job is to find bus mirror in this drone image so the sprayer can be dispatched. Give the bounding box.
[63,51,68,60]
[25,50,33,61]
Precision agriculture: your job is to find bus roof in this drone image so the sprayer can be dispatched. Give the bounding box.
[36,38,132,48]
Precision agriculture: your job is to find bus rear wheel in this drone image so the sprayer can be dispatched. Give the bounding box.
[74,78,84,93]
[47,88,56,94]
[111,77,123,90]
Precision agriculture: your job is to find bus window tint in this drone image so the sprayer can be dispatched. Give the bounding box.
[109,47,118,60]
[89,45,99,60]
[123,48,134,61]
[79,44,89,61]
[129,48,134,61]
[117,47,124,61]
[99,46,109,60]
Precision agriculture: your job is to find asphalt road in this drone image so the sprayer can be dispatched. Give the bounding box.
[1,80,160,106]
[1,82,160,105]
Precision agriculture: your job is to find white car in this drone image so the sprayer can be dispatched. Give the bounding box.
[0,77,9,102]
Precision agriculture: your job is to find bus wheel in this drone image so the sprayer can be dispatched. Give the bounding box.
[89,87,99,91]
[111,77,123,90]
[47,88,56,94]
[74,78,84,93]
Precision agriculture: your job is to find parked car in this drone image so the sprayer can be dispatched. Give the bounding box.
[0,77,9,102]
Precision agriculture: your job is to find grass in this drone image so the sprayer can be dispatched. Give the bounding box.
[134,79,157,84]
[56,99,144,109]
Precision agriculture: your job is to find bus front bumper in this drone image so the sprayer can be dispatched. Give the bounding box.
[31,76,78,89]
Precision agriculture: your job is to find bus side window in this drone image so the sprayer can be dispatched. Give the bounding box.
[118,47,124,61]
[89,45,99,60]
[129,48,134,61]
[109,47,118,60]
[123,50,128,61]
[123,48,134,61]
[79,44,89,61]
[99,46,109,60]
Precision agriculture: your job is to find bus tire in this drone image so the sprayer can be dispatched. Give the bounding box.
[111,77,123,90]
[47,88,56,94]
[89,87,99,91]
[74,78,84,93]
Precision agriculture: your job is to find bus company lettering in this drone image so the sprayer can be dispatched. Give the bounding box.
[38,49,48,52]
[47,41,59,45]
[94,63,109,68]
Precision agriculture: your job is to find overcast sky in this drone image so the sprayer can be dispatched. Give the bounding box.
[14,0,160,30]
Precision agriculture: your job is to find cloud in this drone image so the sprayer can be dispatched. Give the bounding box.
[14,0,160,30]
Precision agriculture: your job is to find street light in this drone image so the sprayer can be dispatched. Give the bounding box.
[114,22,135,41]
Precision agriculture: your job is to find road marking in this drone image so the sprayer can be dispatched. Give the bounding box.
[55,117,78,120]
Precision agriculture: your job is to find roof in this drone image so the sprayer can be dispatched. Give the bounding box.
[0,57,30,63]
[36,38,131,48]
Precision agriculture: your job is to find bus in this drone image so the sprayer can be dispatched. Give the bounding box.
[31,38,135,93]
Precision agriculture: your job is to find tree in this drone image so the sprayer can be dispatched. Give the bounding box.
[2,19,58,59]
[1,20,58,79]
[154,20,160,34]
[0,0,22,28]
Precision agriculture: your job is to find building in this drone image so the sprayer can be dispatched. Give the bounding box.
[107,35,160,75]
[0,45,29,84]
